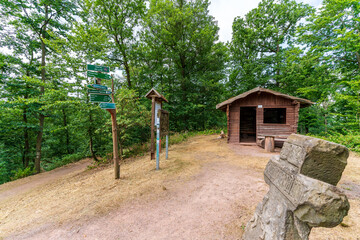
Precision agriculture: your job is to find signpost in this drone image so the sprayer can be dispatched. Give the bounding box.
[87,89,112,94]
[145,88,169,170]
[90,94,111,103]
[86,64,119,179]
[87,64,110,73]
[87,84,108,90]
[99,102,116,109]
[87,71,112,80]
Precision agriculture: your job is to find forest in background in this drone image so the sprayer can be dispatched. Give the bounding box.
[0,0,359,184]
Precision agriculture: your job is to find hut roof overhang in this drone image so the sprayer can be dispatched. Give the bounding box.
[216,87,313,111]
[145,88,168,103]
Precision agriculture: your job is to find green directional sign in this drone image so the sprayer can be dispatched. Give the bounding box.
[90,94,112,103]
[87,71,111,80]
[87,89,112,94]
[87,84,108,90]
[87,64,110,73]
[100,102,116,109]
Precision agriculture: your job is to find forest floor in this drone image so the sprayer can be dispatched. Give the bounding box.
[0,135,359,240]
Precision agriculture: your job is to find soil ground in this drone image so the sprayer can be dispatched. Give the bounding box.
[0,135,359,239]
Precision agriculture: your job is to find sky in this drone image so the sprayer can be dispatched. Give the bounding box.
[208,0,323,43]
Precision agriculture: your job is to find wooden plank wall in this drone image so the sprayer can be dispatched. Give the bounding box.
[228,92,300,143]
[229,102,240,143]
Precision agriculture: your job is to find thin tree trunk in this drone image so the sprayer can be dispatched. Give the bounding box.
[114,35,132,88]
[23,107,30,167]
[124,59,131,88]
[117,130,123,160]
[88,110,98,161]
[23,76,30,167]
[35,115,44,173]
[35,5,48,173]
[355,52,360,69]
[24,53,33,168]
[324,113,328,133]
[62,109,70,154]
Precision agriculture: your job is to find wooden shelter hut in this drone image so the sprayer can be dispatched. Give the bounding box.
[216,87,312,147]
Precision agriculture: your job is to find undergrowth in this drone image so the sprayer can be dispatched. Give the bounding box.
[8,129,224,181]
[309,131,360,153]
[42,152,88,171]
[11,167,36,181]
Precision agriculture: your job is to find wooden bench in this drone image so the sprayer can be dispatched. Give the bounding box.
[257,135,289,151]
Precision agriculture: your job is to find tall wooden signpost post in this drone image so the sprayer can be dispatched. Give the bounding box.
[145,88,168,170]
[160,109,169,160]
[86,64,120,179]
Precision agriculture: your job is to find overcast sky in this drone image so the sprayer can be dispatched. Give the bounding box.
[208,0,323,43]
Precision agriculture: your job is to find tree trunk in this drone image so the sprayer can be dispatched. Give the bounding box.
[117,129,123,160]
[62,108,70,154]
[24,52,33,168]
[35,4,48,173]
[124,59,131,88]
[114,35,132,88]
[23,107,30,168]
[35,115,44,173]
[88,110,98,161]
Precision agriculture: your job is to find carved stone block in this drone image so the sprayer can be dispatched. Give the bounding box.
[243,134,350,240]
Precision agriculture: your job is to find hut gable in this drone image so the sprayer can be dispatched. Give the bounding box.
[216,87,312,111]
[145,88,168,103]
[216,87,312,147]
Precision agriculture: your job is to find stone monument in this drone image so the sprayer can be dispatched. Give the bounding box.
[243,134,350,240]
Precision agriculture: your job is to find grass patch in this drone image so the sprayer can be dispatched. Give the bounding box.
[120,128,223,160]
[37,129,224,173]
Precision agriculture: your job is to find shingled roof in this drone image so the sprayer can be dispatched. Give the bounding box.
[216,87,313,110]
[145,88,168,103]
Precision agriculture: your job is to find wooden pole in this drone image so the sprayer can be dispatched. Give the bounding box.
[150,97,155,160]
[156,122,160,170]
[226,104,230,143]
[264,136,275,152]
[166,135,168,160]
[107,77,119,179]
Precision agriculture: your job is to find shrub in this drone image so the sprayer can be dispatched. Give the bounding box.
[11,167,36,180]
[43,152,88,171]
[309,131,360,153]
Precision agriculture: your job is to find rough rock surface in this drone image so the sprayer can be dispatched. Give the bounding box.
[243,134,350,240]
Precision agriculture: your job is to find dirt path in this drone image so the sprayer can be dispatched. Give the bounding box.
[12,162,268,240]
[1,135,359,239]
[0,158,92,201]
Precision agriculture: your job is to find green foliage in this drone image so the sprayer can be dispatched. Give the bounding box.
[297,0,360,133]
[11,167,36,181]
[42,152,88,171]
[309,132,360,153]
[229,0,314,95]
[115,88,150,153]
[139,0,228,131]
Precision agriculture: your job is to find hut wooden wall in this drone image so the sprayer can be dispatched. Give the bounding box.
[228,92,300,143]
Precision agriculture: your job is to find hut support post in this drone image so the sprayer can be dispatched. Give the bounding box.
[150,97,155,160]
[166,135,168,160]
[156,118,160,170]
[294,101,300,133]
[226,104,230,143]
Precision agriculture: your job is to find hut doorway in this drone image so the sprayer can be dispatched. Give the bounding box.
[240,107,256,143]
